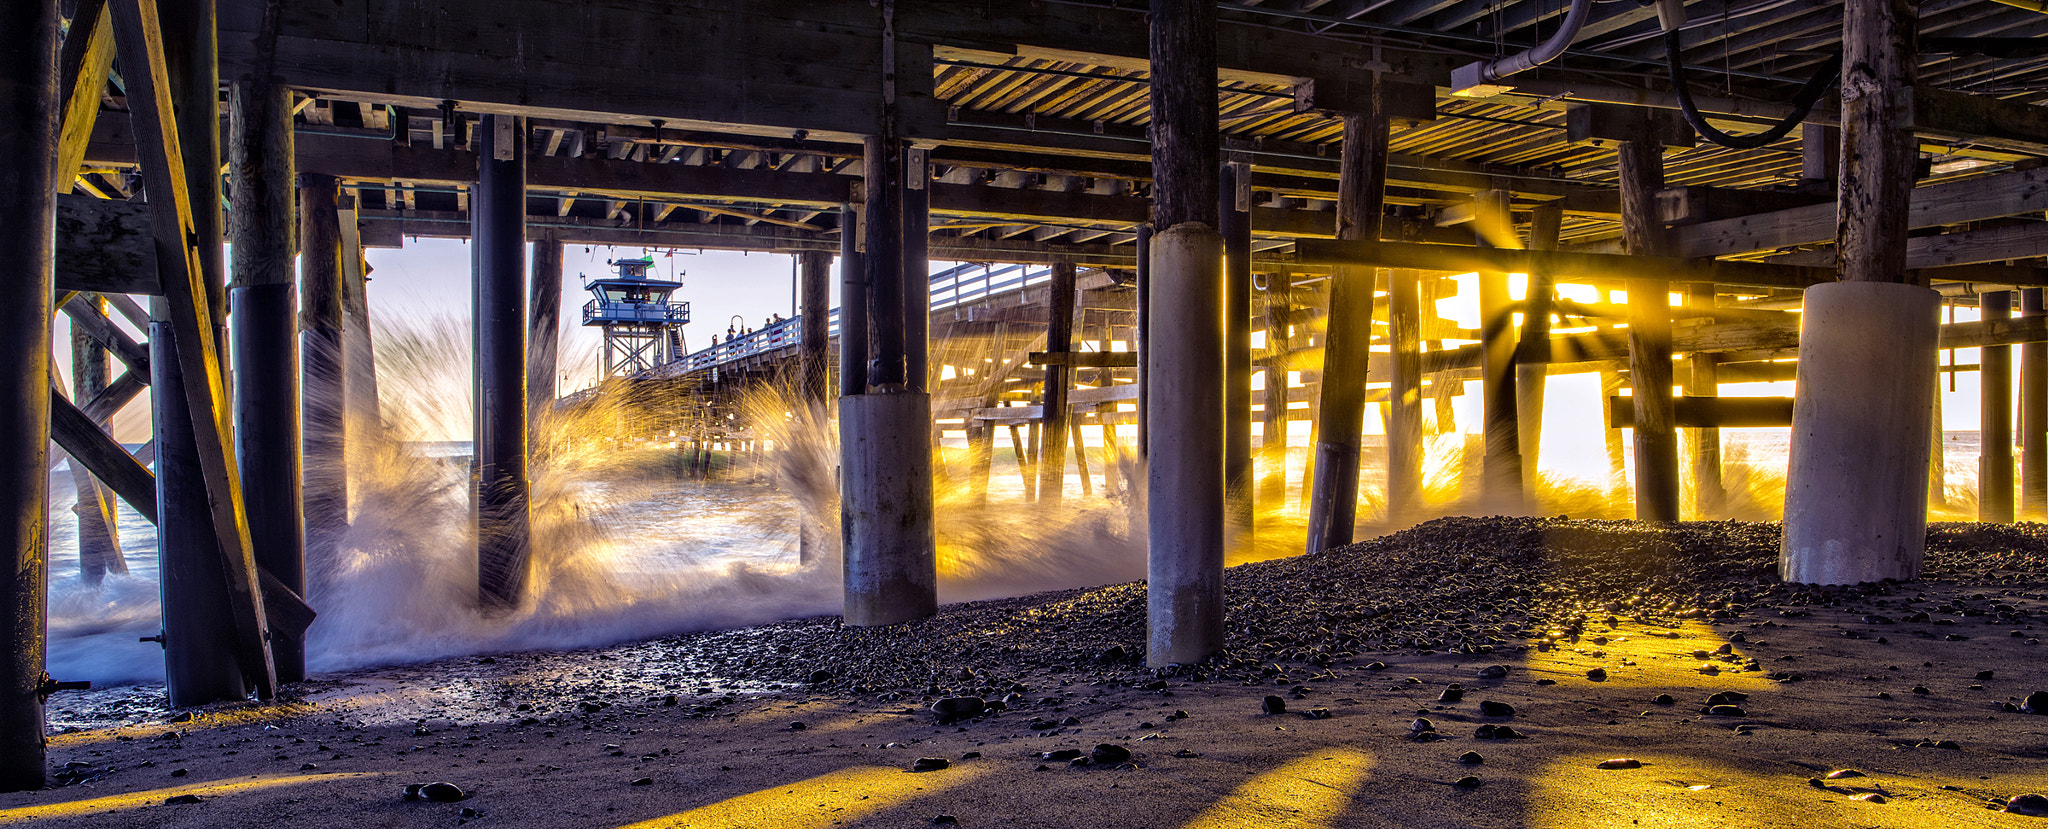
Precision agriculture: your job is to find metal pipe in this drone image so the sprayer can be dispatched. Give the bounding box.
[474,114,531,611]
[1453,0,1594,91]
[0,0,58,790]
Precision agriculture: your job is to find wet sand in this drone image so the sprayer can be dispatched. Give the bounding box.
[7,517,2048,827]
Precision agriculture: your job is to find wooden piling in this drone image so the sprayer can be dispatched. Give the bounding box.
[799,249,832,406]
[1619,137,1679,522]
[1514,204,1562,490]
[229,76,305,682]
[1221,162,1254,537]
[1039,260,1075,507]
[70,295,124,584]
[474,114,531,611]
[1475,189,1523,510]
[1260,270,1294,507]
[299,174,348,571]
[2022,289,2045,518]
[1983,290,2015,522]
[1685,284,1724,518]
[1387,268,1424,520]
[0,0,58,790]
[1306,95,1386,553]
[838,204,866,397]
[528,234,563,432]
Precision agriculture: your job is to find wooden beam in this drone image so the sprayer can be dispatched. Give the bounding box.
[59,293,149,375]
[55,0,115,188]
[1294,237,1838,289]
[1607,395,1795,428]
[1913,87,2048,157]
[1764,221,2048,271]
[48,388,155,523]
[55,194,162,294]
[109,0,275,697]
[1674,167,2048,260]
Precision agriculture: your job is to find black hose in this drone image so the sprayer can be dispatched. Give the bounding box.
[1665,29,1841,149]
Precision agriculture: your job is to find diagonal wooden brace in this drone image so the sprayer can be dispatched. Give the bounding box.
[109,0,276,698]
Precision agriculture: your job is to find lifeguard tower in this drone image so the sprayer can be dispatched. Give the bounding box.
[582,256,689,378]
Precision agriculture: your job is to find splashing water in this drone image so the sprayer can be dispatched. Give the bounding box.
[38,310,2002,689]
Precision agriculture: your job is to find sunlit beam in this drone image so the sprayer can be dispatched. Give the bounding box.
[614,764,983,829]
[1524,619,1773,691]
[0,773,386,824]
[1179,748,1374,829]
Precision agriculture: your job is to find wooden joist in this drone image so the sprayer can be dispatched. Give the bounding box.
[109,0,276,697]
[1025,351,1137,368]
[59,293,148,375]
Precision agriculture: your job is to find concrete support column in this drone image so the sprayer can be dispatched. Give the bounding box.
[1783,283,1938,582]
[1040,261,1075,507]
[2021,289,2046,518]
[1221,162,1254,538]
[474,114,530,611]
[298,174,347,573]
[0,0,58,790]
[1619,138,1679,521]
[1145,0,1224,667]
[1783,0,1927,582]
[229,77,304,682]
[1146,226,1225,666]
[1981,290,2015,523]
[1306,103,1386,551]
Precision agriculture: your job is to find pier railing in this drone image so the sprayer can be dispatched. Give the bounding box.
[661,262,1052,375]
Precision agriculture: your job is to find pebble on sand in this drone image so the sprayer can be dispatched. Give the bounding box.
[1824,769,1866,780]
[1458,752,1484,765]
[1479,700,1516,717]
[1091,744,1133,764]
[2007,794,2048,816]
[912,758,950,772]
[1454,776,1481,789]
[1262,695,1287,715]
[2022,691,2048,714]
[1596,758,1643,770]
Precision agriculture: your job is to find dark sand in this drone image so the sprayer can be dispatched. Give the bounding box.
[7,517,2048,827]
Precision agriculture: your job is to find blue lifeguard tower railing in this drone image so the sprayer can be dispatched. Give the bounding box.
[583,256,689,378]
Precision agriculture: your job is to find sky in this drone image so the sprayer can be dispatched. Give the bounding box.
[365,238,829,395]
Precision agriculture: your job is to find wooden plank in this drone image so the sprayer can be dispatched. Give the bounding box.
[1294,238,1838,290]
[1914,87,2048,157]
[56,0,115,186]
[55,194,163,295]
[1674,167,2048,260]
[109,0,276,697]
[49,388,156,523]
[1764,221,2048,271]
